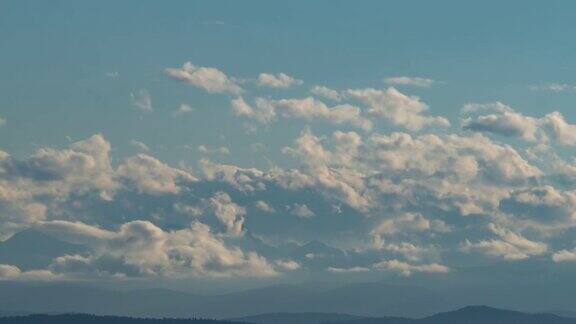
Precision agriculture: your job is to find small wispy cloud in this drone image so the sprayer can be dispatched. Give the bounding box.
[105,71,119,78]
[198,145,230,156]
[130,139,150,152]
[130,89,153,112]
[384,76,436,88]
[529,83,575,93]
[173,104,194,117]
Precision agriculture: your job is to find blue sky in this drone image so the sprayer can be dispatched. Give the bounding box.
[2,0,576,300]
[3,0,576,164]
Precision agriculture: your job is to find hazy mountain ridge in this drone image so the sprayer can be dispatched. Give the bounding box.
[3,307,576,324]
[0,281,446,319]
[0,314,243,324]
[0,229,86,270]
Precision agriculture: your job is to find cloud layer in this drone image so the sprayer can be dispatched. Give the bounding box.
[3,61,576,283]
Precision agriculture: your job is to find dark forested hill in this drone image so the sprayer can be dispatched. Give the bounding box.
[336,306,576,324]
[230,312,367,324]
[0,314,244,324]
[3,307,576,324]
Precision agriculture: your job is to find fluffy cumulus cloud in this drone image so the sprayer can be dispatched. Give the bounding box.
[371,213,450,250]
[281,128,541,217]
[165,62,242,95]
[552,249,576,262]
[346,87,449,131]
[462,102,576,145]
[206,192,246,236]
[6,62,576,282]
[231,97,276,124]
[0,134,117,237]
[257,73,303,88]
[232,97,372,130]
[462,224,547,260]
[6,122,570,280]
[255,200,276,213]
[117,154,194,195]
[37,220,278,279]
[310,85,342,101]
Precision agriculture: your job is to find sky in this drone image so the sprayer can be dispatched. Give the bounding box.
[2,0,576,300]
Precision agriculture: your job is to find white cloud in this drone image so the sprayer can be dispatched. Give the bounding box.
[552,249,576,262]
[0,264,21,278]
[529,83,574,93]
[130,139,150,152]
[461,102,513,114]
[165,62,242,95]
[281,128,540,219]
[3,124,576,278]
[275,97,373,131]
[105,71,119,78]
[371,213,450,249]
[130,89,153,112]
[257,73,303,88]
[372,212,449,236]
[38,220,116,244]
[255,200,276,213]
[347,87,449,131]
[39,220,278,279]
[232,97,372,130]
[117,154,195,195]
[207,192,246,236]
[231,97,276,124]
[199,159,266,192]
[373,259,449,276]
[173,104,194,117]
[289,203,315,218]
[0,264,60,281]
[310,85,342,102]
[327,266,371,273]
[275,260,301,271]
[462,224,547,260]
[384,76,435,88]
[198,145,230,156]
[462,102,576,145]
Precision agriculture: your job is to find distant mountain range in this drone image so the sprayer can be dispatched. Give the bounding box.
[0,281,446,319]
[2,307,576,324]
[0,229,449,319]
[0,229,86,270]
[2,229,576,323]
[0,314,242,324]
